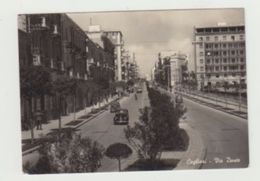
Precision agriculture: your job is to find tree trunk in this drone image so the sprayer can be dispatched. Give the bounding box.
[118,158,121,171]
[29,97,34,144]
[73,94,76,121]
[58,95,62,141]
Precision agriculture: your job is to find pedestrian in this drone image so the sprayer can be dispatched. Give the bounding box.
[35,110,43,130]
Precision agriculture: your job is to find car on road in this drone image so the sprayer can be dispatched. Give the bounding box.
[175,94,183,103]
[137,88,142,93]
[113,109,129,125]
[110,101,121,113]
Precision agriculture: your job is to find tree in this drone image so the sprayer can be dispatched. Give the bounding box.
[105,143,132,171]
[52,75,75,141]
[125,107,163,161]
[25,132,104,173]
[125,87,186,162]
[20,65,53,143]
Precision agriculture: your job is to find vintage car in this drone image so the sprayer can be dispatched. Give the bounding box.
[175,94,183,104]
[110,101,121,113]
[113,109,129,125]
[137,88,142,93]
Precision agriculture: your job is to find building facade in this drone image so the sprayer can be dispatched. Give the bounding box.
[18,14,115,130]
[103,31,124,81]
[193,25,246,91]
[154,51,187,91]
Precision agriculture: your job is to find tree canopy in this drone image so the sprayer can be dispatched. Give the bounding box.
[20,65,53,98]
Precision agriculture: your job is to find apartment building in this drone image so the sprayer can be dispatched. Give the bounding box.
[193,25,246,91]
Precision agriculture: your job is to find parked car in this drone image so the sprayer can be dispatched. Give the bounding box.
[110,101,120,113]
[113,109,129,125]
[175,95,183,103]
[137,88,142,93]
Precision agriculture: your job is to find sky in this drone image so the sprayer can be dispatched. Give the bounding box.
[68,8,244,78]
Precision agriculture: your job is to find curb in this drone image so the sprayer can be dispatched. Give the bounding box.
[74,109,107,129]
[22,145,41,156]
[22,97,123,155]
[175,122,206,170]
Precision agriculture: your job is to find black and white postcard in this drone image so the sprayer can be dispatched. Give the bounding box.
[18,8,249,173]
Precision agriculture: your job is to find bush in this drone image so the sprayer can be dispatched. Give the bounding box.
[24,132,104,174]
[125,87,186,162]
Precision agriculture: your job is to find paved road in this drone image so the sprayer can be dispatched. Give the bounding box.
[79,83,148,172]
[183,98,249,169]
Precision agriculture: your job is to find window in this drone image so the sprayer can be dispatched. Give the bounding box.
[231,35,235,40]
[223,35,227,41]
[200,66,204,71]
[223,58,227,63]
[69,70,73,77]
[215,59,219,63]
[239,43,245,47]
[240,58,244,62]
[231,50,235,55]
[229,43,233,48]
[223,51,227,56]
[215,66,219,71]
[240,65,244,70]
[207,59,211,63]
[240,34,244,40]
[214,44,218,48]
[199,37,203,41]
[224,66,227,71]
[200,59,204,64]
[216,74,219,78]
[223,43,226,48]
[232,58,236,63]
[240,50,244,55]
[200,52,204,56]
[206,36,210,41]
[199,43,203,48]
[214,36,219,41]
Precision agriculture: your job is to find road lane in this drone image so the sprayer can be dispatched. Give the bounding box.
[79,83,148,171]
[183,98,249,169]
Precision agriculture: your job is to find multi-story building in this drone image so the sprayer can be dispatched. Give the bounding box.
[18,14,115,130]
[193,25,246,91]
[103,31,124,81]
[154,51,188,91]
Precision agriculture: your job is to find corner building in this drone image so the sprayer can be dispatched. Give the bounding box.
[193,25,246,91]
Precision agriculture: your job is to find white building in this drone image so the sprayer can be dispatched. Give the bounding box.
[155,51,188,90]
[103,31,124,81]
[193,24,246,90]
[86,26,125,81]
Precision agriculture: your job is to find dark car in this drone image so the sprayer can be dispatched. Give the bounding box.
[110,101,120,113]
[113,109,129,125]
[175,95,183,104]
[137,88,142,93]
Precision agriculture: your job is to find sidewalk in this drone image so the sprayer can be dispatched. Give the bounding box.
[176,90,247,119]
[161,117,206,169]
[22,96,119,149]
[156,87,206,169]
[181,89,247,108]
